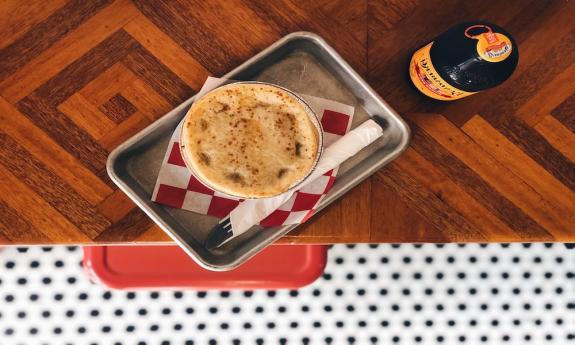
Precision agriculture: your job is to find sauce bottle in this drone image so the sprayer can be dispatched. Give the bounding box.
[409,21,519,101]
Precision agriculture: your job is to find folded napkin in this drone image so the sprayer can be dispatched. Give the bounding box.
[152,77,355,227]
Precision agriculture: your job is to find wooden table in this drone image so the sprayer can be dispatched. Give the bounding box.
[1,0,573,245]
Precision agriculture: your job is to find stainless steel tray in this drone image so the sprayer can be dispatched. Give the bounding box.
[107,32,410,270]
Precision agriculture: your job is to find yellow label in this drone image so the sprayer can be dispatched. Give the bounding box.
[409,42,476,101]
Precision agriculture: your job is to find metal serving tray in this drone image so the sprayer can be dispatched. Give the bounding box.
[108,32,410,270]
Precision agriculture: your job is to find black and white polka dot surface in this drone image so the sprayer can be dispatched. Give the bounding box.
[0,244,574,344]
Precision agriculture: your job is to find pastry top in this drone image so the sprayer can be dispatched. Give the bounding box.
[181,83,321,198]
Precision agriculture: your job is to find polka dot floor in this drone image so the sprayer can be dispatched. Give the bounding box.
[0,244,574,345]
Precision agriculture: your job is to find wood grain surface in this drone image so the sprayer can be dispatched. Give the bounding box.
[0,0,573,244]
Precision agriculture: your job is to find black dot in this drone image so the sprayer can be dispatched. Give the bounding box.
[513,319,520,326]
[347,305,355,312]
[381,320,389,327]
[480,272,488,279]
[17,247,28,253]
[209,340,217,345]
[197,292,207,298]
[501,272,510,279]
[78,326,87,334]
[491,320,499,326]
[358,257,367,264]
[231,307,240,314]
[523,272,531,279]
[469,288,477,295]
[78,293,88,300]
[469,320,477,326]
[174,324,182,331]
[391,304,400,312]
[162,308,171,315]
[392,336,400,343]
[335,257,344,264]
[491,288,499,295]
[556,318,563,325]
[17,277,27,285]
[174,292,183,299]
[186,307,195,314]
[312,321,321,328]
[447,288,455,295]
[312,289,321,297]
[254,306,263,313]
[425,288,433,295]
[480,304,488,311]
[447,256,455,263]
[323,273,332,281]
[17,311,26,318]
[502,304,510,310]
[90,309,99,317]
[267,291,276,297]
[150,324,159,331]
[41,310,50,318]
[126,292,136,299]
[425,320,433,327]
[185,342,194,345]
[278,306,287,313]
[391,273,400,280]
[523,303,531,310]
[161,341,170,345]
[545,303,553,310]
[66,310,75,318]
[30,261,40,268]
[357,289,366,296]
[414,304,423,311]
[114,309,123,316]
[534,287,542,294]
[535,319,542,325]
[198,323,206,330]
[149,292,159,299]
[480,336,488,342]
[524,335,531,341]
[42,277,52,285]
[448,320,456,326]
[402,288,410,296]
[5,261,15,269]
[336,321,344,328]
[67,277,76,284]
[369,305,377,312]
[403,257,411,264]
[413,272,422,279]
[414,336,422,343]
[54,260,64,268]
[459,336,466,342]
[490,256,498,263]
[29,294,39,301]
[436,304,444,311]
[468,256,477,263]
[29,328,38,335]
[289,290,299,297]
[381,257,389,264]
[242,323,251,329]
[125,325,135,332]
[138,308,147,316]
[302,305,310,312]
[425,256,433,264]
[290,322,298,328]
[437,336,444,342]
[512,288,521,294]
[556,287,563,294]
[4,328,14,336]
[102,326,111,333]
[220,323,229,330]
[403,320,411,327]
[346,273,355,280]
[335,289,344,296]
[546,334,553,341]
[436,272,444,280]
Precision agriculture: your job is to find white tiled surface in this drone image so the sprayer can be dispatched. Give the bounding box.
[0,244,574,345]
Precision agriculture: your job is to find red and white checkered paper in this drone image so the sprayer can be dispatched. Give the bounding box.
[152,78,354,227]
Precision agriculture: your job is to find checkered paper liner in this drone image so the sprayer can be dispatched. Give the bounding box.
[151,77,354,227]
